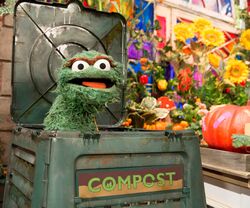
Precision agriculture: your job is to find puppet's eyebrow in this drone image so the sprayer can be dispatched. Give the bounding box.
[64,56,116,68]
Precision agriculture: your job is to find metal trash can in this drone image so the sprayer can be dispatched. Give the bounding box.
[4,129,206,208]
[3,0,206,207]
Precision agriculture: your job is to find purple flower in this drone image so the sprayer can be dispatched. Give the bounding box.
[193,67,202,87]
[128,41,153,60]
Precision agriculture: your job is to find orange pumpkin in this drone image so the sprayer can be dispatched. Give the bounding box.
[122,118,132,127]
[172,124,185,131]
[180,121,189,128]
[202,105,250,152]
[144,121,167,131]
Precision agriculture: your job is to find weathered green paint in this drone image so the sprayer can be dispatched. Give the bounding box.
[14,148,36,165]
[11,0,127,127]
[11,171,33,200]
[12,156,35,182]
[8,185,31,208]
[4,129,206,208]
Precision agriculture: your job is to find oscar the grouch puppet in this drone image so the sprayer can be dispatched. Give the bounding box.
[44,50,122,132]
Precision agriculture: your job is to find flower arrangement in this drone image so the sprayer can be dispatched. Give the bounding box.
[164,18,249,107]
[125,16,250,138]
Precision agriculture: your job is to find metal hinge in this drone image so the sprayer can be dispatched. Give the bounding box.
[182,186,191,196]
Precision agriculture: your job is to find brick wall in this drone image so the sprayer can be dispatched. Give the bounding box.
[0,14,14,165]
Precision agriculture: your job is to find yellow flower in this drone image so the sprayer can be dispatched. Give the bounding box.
[174,22,195,43]
[201,28,225,47]
[193,18,212,34]
[240,29,250,50]
[224,59,249,84]
[208,53,221,68]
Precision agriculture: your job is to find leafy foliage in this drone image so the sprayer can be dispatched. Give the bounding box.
[125,14,249,137]
[0,0,15,15]
[232,134,250,148]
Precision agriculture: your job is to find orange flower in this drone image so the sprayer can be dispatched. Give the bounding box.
[140,57,148,65]
[177,68,193,92]
[141,65,149,71]
[182,46,192,55]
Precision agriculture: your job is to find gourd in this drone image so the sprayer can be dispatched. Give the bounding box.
[202,105,250,152]
[143,120,167,130]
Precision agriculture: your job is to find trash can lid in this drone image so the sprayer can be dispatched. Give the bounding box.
[11,0,127,128]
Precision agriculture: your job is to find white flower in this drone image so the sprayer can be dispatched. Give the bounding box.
[197,109,208,117]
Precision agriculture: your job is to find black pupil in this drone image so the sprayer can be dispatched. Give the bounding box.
[78,63,84,70]
[100,63,106,69]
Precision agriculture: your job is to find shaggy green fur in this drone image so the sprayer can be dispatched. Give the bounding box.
[44,50,122,132]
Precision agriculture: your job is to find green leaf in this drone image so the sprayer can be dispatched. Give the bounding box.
[154,20,161,30]
[163,45,173,52]
[232,134,250,148]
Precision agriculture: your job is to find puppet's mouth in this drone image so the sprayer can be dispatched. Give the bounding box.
[68,78,114,89]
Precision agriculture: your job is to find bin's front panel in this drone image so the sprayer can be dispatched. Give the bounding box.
[3,129,206,208]
[12,0,127,127]
[76,155,184,199]
[43,131,206,208]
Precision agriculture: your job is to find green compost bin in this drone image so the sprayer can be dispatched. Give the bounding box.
[3,0,206,207]
[3,129,206,208]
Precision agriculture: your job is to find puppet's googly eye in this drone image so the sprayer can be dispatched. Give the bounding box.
[94,59,111,71]
[71,61,89,71]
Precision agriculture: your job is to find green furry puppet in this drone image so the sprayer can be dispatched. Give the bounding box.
[44,50,122,132]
